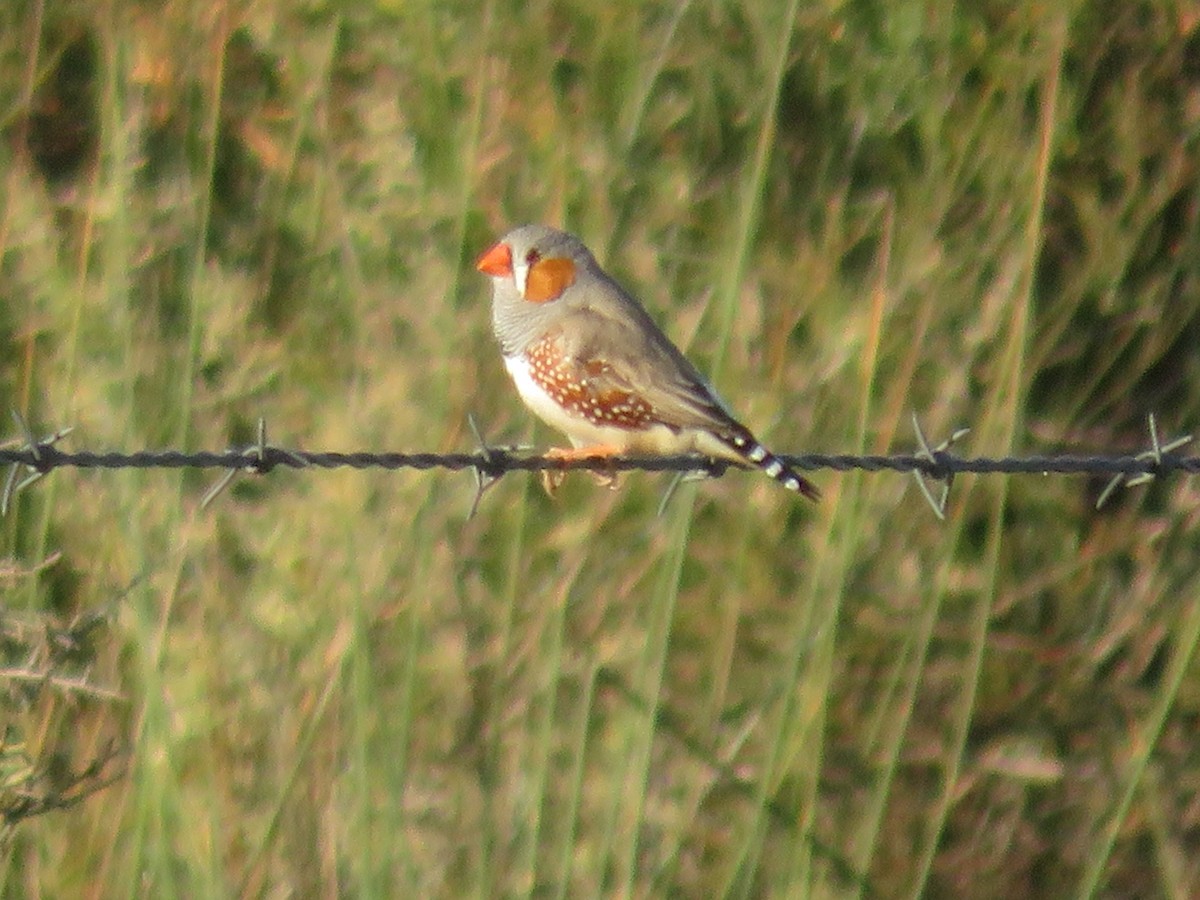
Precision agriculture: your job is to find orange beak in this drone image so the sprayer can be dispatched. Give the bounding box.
[475,241,513,276]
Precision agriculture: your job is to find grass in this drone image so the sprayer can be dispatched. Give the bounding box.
[2,0,1200,896]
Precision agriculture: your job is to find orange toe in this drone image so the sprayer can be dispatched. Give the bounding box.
[545,444,623,461]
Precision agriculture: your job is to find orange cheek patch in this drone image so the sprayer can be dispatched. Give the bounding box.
[524,257,576,302]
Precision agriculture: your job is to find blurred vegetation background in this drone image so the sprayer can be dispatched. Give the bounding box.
[1,0,1199,896]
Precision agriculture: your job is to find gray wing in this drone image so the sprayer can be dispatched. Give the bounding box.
[557,278,749,437]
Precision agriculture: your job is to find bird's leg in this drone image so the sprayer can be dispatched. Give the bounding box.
[545,444,623,461]
[542,444,623,493]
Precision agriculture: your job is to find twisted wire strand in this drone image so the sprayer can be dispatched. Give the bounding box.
[2,445,1197,479]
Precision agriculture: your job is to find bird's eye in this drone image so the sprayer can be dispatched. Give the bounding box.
[525,249,541,266]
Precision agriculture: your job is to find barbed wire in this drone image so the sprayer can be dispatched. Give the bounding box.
[3,444,1199,478]
[0,413,1194,518]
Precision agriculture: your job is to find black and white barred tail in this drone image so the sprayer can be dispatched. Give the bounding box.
[722,431,820,501]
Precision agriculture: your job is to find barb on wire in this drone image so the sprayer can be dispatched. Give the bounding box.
[1095,414,1194,510]
[2,412,73,516]
[910,416,971,520]
[201,418,308,509]
[465,413,532,520]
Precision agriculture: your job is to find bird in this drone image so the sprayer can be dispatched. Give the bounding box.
[475,224,819,500]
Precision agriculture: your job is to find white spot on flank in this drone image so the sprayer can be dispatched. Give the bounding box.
[747,445,767,463]
[765,460,783,478]
[504,354,694,454]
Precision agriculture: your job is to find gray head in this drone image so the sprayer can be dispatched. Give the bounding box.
[475,224,602,355]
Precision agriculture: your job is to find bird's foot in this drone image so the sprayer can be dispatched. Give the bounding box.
[541,445,623,494]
